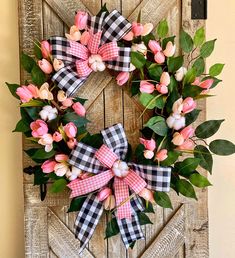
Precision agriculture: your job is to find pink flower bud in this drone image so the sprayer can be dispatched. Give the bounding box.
[142,23,153,36]
[97,187,112,202]
[64,122,77,138]
[41,40,52,58]
[62,98,74,108]
[132,22,144,37]
[148,40,162,54]
[140,81,155,94]
[80,31,90,45]
[154,51,165,64]
[55,154,69,162]
[140,138,156,151]
[155,149,168,162]
[163,41,176,57]
[41,160,57,173]
[116,71,130,86]
[180,126,195,140]
[172,132,185,146]
[75,11,88,30]
[53,131,62,142]
[144,150,154,159]
[160,72,170,86]
[72,102,86,117]
[103,195,116,210]
[30,119,48,138]
[192,77,201,86]
[122,31,134,41]
[138,188,154,203]
[199,79,214,89]
[16,86,33,103]
[156,84,168,94]
[176,139,194,150]
[38,59,53,74]
[182,97,196,114]
[67,138,77,149]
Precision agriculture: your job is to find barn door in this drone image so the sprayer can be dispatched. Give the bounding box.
[19,0,208,257]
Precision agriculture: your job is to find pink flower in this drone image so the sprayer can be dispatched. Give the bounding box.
[97,187,112,202]
[41,160,57,173]
[64,122,77,138]
[55,154,69,162]
[62,98,73,108]
[142,23,153,36]
[140,138,156,151]
[27,84,39,98]
[54,163,70,177]
[154,51,165,64]
[38,59,53,74]
[180,126,195,140]
[38,133,53,152]
[80,172,90,180]
[156,84,168,94]
[72,102,86,117]
[148,40,162,54]
[199,79,214,89]
[144,150,154,159]
[160,72,170,86]
[80,31,90,45]
[172,132,185,146]
[41,40,52,58]
[122,31,134,41]
[138,188,154,203]
[53,132,62,142]
[182,97,196,114]
[163,41,176,57]
[176,139,194,150]
[67,138,77,149]
[155,149,168,161]
[75,11,88,30]
[30,119,48,138]
[16,86,33,103]
[140,81,155,94]
[116,71,129,86]
[132,22,144,37]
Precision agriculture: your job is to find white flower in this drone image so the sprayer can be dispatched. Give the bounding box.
[53,58,65,72]
[39,105,58,121]
[66,166,82,181]
[57,90,67,102]
[172,98,184,114]
[166,113,186,130]
[112,160,129,178]
[54,163,70,177]
[175,67,187,82]
[131,42,147,56]
[65,25,81,41]
[88,54,106,72]
[38,133,53,152]
[39,83,53,100]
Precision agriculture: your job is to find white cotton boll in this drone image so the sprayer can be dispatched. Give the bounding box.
[119,161,129,171]
[166,115,175,129]
[71,166,82,177]
[166,113,185,131]
[112,160,129,178]
[39,109,48,121]
[39,105,58,121]
[173,116,186,130]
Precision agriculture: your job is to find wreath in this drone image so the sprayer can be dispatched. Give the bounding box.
[6,4,235,253]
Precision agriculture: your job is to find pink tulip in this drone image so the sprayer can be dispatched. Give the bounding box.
[80,31,90,45]
[27,84,39,98]
[160,72,170,86]
[62,98,74,108]
[148,40,162,54]
[172,132,185,146]
[54,163,70,177]
[38,59,53,74]
[192,77,200,86]
[41,160,57,173]
[75,11,88,30]
[140,138,156,151]
[199,79,214,89]
[97,187,112,202]
[138,188,154,203]
[154,51,165,64]
[30,119,48,138]
[16,86,33,103]
[116,71,130,86]
[64,122,77,138]
[67,138,77,149]
[122,31,134,41]
[155,149,168,161]
[180,126,195,140]
[140,81,155,94]
[156,84,168,94]
[72,102,86,117]
[144,150,154,159]
[132,22,144,37]
[41,40,52,58]
[182,97,196,114]
[55,154,69,162]
[163,41,176,57]
[177,139,194,150]
[53,131,62,142]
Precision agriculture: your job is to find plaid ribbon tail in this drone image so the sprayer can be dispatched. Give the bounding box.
[75,194,104,254]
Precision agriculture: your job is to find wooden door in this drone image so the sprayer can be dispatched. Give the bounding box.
[19,0,208,257]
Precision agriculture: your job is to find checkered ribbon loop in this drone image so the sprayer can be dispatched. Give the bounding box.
[49,10,132,96]
[67,123,172,253]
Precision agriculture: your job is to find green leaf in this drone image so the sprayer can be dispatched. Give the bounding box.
[180,30,193,53]
[182,85,203,98]
[209,139,235,156]
[167,56,184,73]
[81,133,103,149]
[148,63,162,81]
[33,166,49,185]
[20,52,36,73]
[168,76,178,92]
[67,197,86,212]
[162,36,175,49]
[175,158,200,176]
[73,97,87,105]
[185,109,201,126]
[153,192,173,209]
[175,179,197,199]
[183,67,196,86]
[139,93,157,109]
[137,212,153,225]
[13,119,30,133]
[131,81,140,96]
[194,145,213,173]
[23,107,40,120]
[62,112,89,128]
[143,200,155,213]
[105,218,119,239]
[157,20,168,38]
[49,179,67,193]
[192,57,205,76]
[97,3,109,16]
[204,76,222,89]
[144,116,168,136]
[131,52,146,69]
[189,173,212,187]
[31,148,55,160]
[20,99,45,107]
[195,119,224,139]
[31,64,46,86]
[5,82,20,99]
[160,151,180,166]
[142,33,155,46]
[34,42,43,59]
[200,39,216,58]
[193,27,205,47]
[209,63,225,77]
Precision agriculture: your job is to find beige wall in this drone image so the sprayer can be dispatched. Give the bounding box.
[0,0,234,257]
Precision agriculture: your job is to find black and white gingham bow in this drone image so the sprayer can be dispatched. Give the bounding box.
[48,10,132,96]
[67,124,171,253]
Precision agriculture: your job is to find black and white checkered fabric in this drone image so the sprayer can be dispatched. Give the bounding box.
[129,163,172,192]
[87,12,106,33]
[74,194,103,253]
